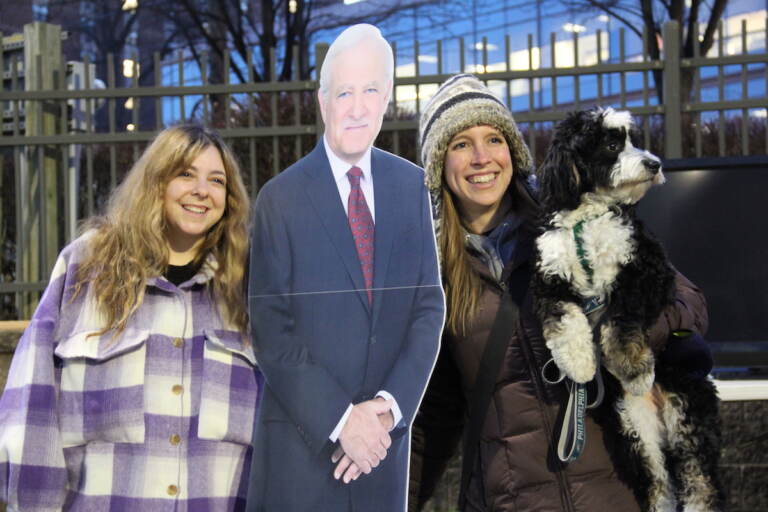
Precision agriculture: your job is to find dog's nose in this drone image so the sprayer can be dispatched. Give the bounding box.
[643,159,661,174]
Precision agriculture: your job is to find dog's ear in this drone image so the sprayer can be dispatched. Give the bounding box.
[538,146,581,212]
[537,111,590,212]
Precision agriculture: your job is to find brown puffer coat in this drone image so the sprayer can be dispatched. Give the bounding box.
[408,183,709,512]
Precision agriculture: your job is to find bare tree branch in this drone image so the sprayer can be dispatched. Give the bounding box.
[684,0,702,57]
[700,0,728,55]
[669,0,684,25]
[560,0,728,102]
[580,0,644,38]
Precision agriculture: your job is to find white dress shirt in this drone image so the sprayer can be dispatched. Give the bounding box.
[323,136,403,441]
[324,135,376,222]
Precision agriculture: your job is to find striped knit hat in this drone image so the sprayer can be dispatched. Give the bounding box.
[420,74,533,198]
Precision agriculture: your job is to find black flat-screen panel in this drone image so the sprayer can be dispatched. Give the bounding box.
[637,167,768,343]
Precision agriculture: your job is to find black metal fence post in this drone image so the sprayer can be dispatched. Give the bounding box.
[663,21,682,159]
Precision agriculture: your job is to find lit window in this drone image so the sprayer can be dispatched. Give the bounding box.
[473,42,499,51]
[126,123,136,131]
[122,0,138,10]
[125,98,134,109]
[563,23,587,33]
[289,0,297,13]
[123,59,139,77]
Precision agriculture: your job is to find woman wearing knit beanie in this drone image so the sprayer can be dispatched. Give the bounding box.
[408,74,709,512]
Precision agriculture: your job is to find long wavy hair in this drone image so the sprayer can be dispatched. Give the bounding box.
[73,124,250,335]
[438,183,484,337]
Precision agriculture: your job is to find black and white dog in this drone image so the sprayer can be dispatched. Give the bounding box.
[532,107,723,512]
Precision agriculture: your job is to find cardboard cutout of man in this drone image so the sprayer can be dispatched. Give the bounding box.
[246,24,445,511]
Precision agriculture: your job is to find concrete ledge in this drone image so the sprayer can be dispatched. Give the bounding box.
[0,321,28,353]
[0,321,29,331]
[714,379,768,401]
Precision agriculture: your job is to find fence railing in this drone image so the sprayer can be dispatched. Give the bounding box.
[0,19,767,319]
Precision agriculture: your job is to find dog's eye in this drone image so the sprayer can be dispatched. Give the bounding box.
[607,142,620,152]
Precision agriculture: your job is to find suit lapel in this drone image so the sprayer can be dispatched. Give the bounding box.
[370,149,396,328]
[303,143,370,312]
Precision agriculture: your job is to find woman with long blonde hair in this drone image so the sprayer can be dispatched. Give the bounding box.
[0,124,260,511]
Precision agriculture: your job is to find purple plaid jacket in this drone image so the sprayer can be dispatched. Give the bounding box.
[0,234,262,511]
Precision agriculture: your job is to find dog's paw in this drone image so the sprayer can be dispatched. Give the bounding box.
[601,323,655,395]
[543,302,596,383]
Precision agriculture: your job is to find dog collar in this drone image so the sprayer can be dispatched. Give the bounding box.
[572,220,593,286]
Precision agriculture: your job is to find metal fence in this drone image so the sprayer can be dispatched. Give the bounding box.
[1,19,767,319]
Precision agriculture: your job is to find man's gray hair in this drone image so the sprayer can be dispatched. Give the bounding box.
[318,24,394,98]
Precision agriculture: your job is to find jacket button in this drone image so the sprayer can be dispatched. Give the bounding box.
[167,484,178,496]
[172,337,184,348]
[170,434,181,446]
[172,384,183,395]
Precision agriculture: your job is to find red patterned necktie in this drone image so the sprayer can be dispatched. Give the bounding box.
[347,166,374,305]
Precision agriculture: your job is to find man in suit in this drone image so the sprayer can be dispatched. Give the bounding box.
[246,24,445,511]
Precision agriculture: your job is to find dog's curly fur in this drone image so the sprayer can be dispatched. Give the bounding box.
[532,107,723,512]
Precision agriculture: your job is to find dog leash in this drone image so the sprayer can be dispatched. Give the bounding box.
[542,298,606,463]
[539,216,610,462]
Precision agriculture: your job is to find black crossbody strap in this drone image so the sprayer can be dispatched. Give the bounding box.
[459,290,519,510]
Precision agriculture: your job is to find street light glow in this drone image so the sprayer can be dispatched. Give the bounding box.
[122,0,138,10]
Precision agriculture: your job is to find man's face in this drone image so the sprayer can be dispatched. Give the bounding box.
[319,41,391,165]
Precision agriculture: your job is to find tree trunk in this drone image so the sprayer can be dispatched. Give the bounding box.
[260,0,276,81]
[207,0,227,127]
